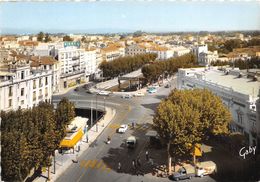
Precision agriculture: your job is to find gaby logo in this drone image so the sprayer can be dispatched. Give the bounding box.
[239,146,256,159]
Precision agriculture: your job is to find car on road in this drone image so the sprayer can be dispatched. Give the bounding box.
[97,90,110,96]
[117,124,128,133]
[165,84,170,88]
[74,87,79,91]
[134,92,145,97]
[126,136,137,148]
[148,87,157,93]
[122,94,133,99]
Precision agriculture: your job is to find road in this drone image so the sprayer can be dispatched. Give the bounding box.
[54,78,215,182]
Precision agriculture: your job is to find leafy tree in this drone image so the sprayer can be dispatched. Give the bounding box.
[44,33,52,42]
[55,98,75,141]
[1,99,75,181]
[81,36,86,43]
[153,89,232,173]
[63,35,73,41]
[37,32,44,42]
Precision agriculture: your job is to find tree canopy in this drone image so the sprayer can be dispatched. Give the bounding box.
[1,98,75,181]
[142,53,198,84]
[99,53,157,78]
[63,35,73,41]
[153,89,232,165]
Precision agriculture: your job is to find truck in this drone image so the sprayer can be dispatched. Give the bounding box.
[170,161,217,181]
[126,136,137,148]
[171,165,195,181]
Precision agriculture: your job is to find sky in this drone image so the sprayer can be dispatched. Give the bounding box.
[0,1,260,34]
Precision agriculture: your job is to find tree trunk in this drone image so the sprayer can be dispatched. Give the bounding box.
[193,145,196,165]
[167,142,172,174]
[47,166,50,181]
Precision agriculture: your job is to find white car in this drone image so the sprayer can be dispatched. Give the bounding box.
[98,91,110,96]
[122,94,132,99]
[117,124,128,133]
[134,92,145,97]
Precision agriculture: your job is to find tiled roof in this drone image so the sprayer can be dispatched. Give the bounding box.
[30,56,56,67]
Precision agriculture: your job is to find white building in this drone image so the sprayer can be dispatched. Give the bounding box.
[192,44,208,65]
[56,46,87,90]
[198,50,219,66]
[0,59,53,112]
[147,46,173,60]
[101,45,125,62]
[84,48,98,78]
[125,44,146,56]
[256,93,260,148]
[177,66,260,145]
[173,46,191,57]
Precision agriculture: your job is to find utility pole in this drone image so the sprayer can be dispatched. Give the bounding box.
[91,100,93,127]
[96,94,98,121]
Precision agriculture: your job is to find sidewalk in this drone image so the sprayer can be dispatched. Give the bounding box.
[35,107,116,182]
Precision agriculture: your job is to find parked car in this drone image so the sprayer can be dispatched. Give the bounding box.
[74,87,79,91]
[98,90,110,96]
[117,124,128,133]
[170,165,195,181]
[195,161,217,177]
[122,94,133,99]
[134,92,145,97]
[169,161,216,181]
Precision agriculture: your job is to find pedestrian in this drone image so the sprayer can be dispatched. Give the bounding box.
[132,159,136,169]
[145,150,149,161]
[118,162,121,171]
[86,134,89,143]
[137,157,141,167]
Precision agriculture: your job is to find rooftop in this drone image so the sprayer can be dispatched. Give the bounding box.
[199,68,260,98]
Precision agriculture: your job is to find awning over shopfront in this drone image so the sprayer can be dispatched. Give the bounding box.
[60,129,84,148]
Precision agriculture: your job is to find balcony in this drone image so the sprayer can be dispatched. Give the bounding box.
[38,95,43,100]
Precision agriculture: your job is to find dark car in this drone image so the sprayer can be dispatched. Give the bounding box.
[165,84,170,88]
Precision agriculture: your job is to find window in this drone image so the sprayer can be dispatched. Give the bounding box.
[237,112,243,124]
[21,100,24,105]
[45,77,48,85]
[33,80,36,89]
[33,91,36,101]
[8,99,12,107]
[45,87,48,97]
[8,86,12,97]
[39,78,42,87]
[21,88,24,96]
[21,71,24,79]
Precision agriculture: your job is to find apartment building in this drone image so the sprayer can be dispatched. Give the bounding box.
[192,44,208,65]
[85,48,98,79]
[125,44,146,56]
[57,46,86,90]
[177,66,260,145]
[173,46,191,57]
[198,50,219,66]
[101,45,125,62]
[0,56,54,112]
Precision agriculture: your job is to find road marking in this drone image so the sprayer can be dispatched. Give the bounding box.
[79,159,111,173]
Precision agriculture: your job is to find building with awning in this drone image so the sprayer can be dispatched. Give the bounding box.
[60,116,88,149]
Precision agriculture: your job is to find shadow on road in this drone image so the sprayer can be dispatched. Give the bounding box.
[101,123,168,177]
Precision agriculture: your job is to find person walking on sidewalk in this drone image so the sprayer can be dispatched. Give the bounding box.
[145,150,149,161]
[118,162,121,172]
[137,157,141,167]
